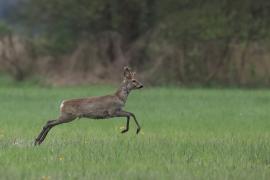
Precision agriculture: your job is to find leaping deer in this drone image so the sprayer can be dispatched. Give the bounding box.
[34,66,143,145]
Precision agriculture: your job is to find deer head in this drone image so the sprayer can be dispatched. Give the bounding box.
[123,66,143,90]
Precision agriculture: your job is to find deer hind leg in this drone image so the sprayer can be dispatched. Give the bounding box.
[34,120,55,145]
[36,120,62,145]
[34,114,76,145]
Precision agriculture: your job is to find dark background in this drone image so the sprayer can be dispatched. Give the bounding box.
[1,0,270,87]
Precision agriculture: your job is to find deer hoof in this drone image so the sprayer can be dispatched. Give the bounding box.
[34,139,39,146]
[121,129,128,133]
[136,128,141,134]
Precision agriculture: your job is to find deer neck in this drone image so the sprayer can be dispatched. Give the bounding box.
[115,84,130,104]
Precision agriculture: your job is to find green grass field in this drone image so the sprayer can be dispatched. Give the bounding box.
[1,82,270,179]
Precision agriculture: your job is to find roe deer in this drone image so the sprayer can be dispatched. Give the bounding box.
[34,66,143,145]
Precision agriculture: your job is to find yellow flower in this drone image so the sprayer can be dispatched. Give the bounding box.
[58,156,64,161]
[41,175,51,180]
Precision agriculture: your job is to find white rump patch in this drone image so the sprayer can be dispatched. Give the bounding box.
[60,101,65,110]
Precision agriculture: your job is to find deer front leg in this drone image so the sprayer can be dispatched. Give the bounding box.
[130,113,141,134]
[115,111,141,134]
[121,116,130,133]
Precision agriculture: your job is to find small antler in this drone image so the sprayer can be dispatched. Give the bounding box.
[123,66,132,79]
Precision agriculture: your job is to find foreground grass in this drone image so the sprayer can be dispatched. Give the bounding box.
[0,83,270,179]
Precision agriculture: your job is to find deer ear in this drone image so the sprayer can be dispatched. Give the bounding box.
[123,66,132,79]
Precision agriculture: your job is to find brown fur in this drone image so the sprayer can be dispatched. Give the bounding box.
[34,66,143,145]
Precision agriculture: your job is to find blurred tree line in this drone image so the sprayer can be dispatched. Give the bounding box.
[1,0,270,86]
